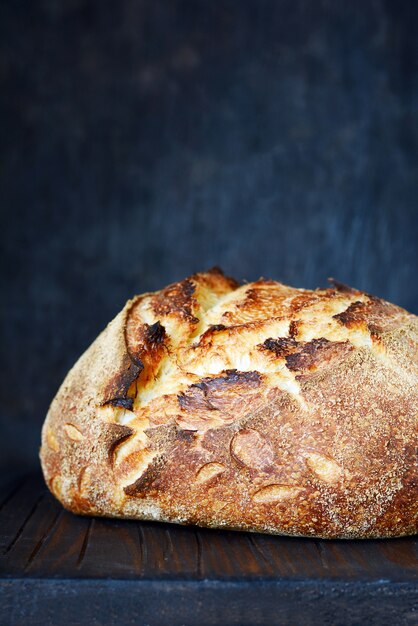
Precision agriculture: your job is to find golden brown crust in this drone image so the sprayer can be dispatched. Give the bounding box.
[40,268,418,538]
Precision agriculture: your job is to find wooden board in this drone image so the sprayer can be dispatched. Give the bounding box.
[0,473,417,626]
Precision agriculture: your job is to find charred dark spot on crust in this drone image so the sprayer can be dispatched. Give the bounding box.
[104,423,134,464]
[124,456,165,497]
[285,338,334,371]
[178,370,262,412]
[210,324,227,332]
[287,338,353,372]
[126,320,168,389]
[261,337,352,372]
[104,397,134,410]
[102,354,143,406]
[288,320,301,338]
[334,297,405,335]
[152,278,199,323]
[195,369,261,391]
[333,301,366,328]
[328,278,360,294]
[144,321,167,346]
[261,337,299,358]
[333,298,390,328]
[125,298,166,361]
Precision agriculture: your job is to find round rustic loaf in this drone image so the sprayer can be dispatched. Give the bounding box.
[40,268,418,538]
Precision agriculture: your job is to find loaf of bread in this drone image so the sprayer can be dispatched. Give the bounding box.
[40,268,418,538]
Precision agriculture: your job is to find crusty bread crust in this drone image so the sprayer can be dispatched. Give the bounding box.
[40,268,418,538]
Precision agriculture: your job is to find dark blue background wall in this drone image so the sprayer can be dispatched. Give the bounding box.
[1,0,417,476]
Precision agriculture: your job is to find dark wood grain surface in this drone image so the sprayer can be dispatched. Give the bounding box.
[0,473,417,625]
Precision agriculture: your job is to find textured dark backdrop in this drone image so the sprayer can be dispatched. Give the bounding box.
[0,0,417,478]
